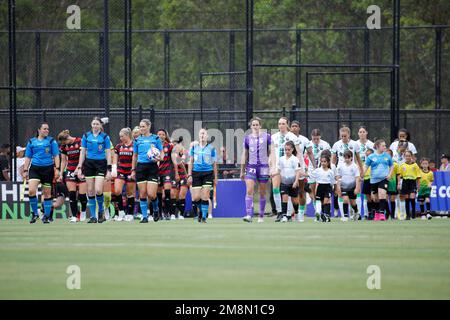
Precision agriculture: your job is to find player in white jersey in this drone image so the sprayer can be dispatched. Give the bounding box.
[269,117,304,221]
[356,126,374,219]
[277,141,306,222]
[392,140,408,165]
[305,129,331,214]
[389,128,418,158]
[336,150,361,221]
[331,126,364,218]
[312,154,336,222]
[290,120,311,221]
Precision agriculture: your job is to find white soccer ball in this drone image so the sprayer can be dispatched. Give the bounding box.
[147,146,161,161]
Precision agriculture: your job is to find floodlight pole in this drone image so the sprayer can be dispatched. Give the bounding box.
[246,0,254,124]
[8,0,17,181]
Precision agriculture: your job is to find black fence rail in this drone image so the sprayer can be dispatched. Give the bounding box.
[1,0,449,181]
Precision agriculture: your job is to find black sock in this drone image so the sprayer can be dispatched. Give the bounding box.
[411,198,416,218]
[293,203,299,215]
[351,204,358,214]
[343,203,349,217]
[380,199,387,216]
[333,195,339,210]
[281,202,288,216]
[177,199,185,217]
[323,203,331,216]
[426,202,431,212]
[170,198,177,216]
[127,197,135,215]
[367,201,373,212]
[164,190,171,215]
[420,203,425,214]
[384,200,391,219]
[405,199,411,218]
[69,191,78,217]
[114,194,124,212]
[374,201,380,212]
[390,201,396,218]
[78,193,87,212]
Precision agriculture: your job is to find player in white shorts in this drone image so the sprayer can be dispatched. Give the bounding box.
[305,129,331,215]
[290,120,310,221]
[331,126,364,218]
[277,141,306,222]
[336,150,361,221]
[269,117,304,222]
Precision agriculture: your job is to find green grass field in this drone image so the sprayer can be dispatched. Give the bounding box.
[1,217,450,300]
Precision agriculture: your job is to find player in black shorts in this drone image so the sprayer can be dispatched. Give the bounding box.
[58,130,87,222]
[23,122,61,224]
[188,128,218,223]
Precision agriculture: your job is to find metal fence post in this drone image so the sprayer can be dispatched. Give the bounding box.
[363,29,370,108]
[296,29,301,109]
[435,27,442,161]
[164,31,170,129]
[103,0,110,134]
[8,0,17,181]
[34,31,41,110]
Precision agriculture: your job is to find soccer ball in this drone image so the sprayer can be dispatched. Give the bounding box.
[147,146,161,161]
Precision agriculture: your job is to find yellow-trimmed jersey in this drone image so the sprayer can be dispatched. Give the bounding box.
[419,170,433,189]
[364,166,371,180]
[398,162,421,180]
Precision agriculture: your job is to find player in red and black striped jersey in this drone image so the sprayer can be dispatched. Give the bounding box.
[172,137,189,219]
[111,128,136,222]
[157,129,178,220]
[57,130,88,222]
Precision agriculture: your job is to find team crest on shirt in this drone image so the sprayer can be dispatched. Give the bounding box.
[45,147,50,153]
[98,145,103,151]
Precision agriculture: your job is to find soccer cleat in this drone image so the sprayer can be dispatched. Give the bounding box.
[275,213,282,222]
[80,211,86,222]
[421,215,426,220]
[87,217,98,223]
[427,213,432,220]
[341,216,349,222]
[140,217,149,223]
[170,214,176,220]
[281,216,288,223]
[125,214,134,222]
[257,217,264,223]
[201,218,207,223]
[153,212,161,222]
[197,214,202,223]
[42,216,50,224]
[30,215,38,224]
[326,214,331,222]
[178,215,185,220]
[69,216,78,223]
[98,214,106,223]
[287,215,293,222]
[243,215,252,223]
[297,213,305,222]
[208,214,213,219]
[378,213,386,221]
[314,212,321,222]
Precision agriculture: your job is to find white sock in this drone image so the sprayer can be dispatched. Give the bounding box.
[315,200,322,214]
[338,197,344,217]
[273,190,282,213]
[356,194,362,215]
[399,200,406,219]
[363,196,368,218]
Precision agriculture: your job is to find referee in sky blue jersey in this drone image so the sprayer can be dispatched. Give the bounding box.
[76,117,112,223]
[23,122,60,224]
[130,119,164,223]
[188,128,218,223]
